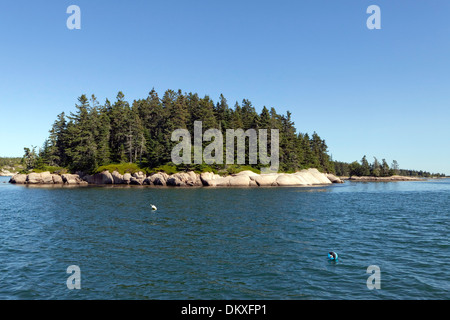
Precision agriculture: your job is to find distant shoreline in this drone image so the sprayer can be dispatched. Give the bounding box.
[340,175,426,182]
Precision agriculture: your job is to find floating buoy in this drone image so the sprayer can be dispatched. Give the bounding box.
[328,251,338,260]
[151,204,157,211]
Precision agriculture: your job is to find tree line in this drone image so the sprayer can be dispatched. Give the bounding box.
[334,156,445,178]
[0,157,22,168]
[27,89,334,174]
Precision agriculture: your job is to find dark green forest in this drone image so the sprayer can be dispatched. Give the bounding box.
[0,157,21,167]
[19,89,446,178]
[334,156,445,178]
[24,89,334,175]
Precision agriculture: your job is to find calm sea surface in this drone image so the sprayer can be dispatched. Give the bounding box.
[0,176,448,300]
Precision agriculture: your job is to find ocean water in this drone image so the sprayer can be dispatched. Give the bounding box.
[0,176,448,300]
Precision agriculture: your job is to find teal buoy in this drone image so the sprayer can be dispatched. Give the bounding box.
[328,251,338,260]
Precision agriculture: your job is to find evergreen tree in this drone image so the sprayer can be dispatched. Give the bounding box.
[258,106,271,128]
[229,102,244,129]
[279,111,298,172]
[381,159,390,177]
[135,89,164,167]
[109,92,131,163]
[361,155,371,176]
[22,146,38,170]
[241,99,259,129]
[391,160,399,175]
[299,133,316,168]
[197,95,217,129]
[44,112,69,167]
[371,157,381,177]
[36,88,340,175]
[66,94,99,172]
[310,132,326,171]
[349,161,363,177]
[333,161,350,176]
[129,105,147,164]
[95,101,111,166]
[214,94,231,132]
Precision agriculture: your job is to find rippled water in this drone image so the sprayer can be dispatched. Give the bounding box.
[0,176,449,299]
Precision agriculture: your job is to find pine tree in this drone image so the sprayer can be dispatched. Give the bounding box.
[391,160,399,175]
[44,112,69,167]
[214,94,231,132]
[310,132,326,171]
[129,105,147,164]
[361,155,371,176]
[258,106,271,129]
[230,102,244,129]
[109,92,131,163]
[279,111,298,172]
[196,95,217,129]
[37,88,338,174]
[349,161,363,177]
[241,99,259,129]
[95,101,111,166]
[135,89,164,167]
[66,94,99,172]
[298,133,315,168]
[371,157,381,177]
[381,159,390,177]
[23,146,38,170]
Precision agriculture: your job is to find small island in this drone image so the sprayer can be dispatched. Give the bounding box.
[3,89,445,185]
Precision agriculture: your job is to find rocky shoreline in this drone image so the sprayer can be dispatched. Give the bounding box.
[0,169,18,177]
[8,168,344,187]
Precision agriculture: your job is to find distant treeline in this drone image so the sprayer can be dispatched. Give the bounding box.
[0,157,22,168]
[22,89,334,174]
[334,156,445,178]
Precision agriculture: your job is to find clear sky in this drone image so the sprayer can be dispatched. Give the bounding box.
[1,0,449,174]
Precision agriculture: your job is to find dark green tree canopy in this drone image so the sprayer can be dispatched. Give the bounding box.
[35,89,335,174]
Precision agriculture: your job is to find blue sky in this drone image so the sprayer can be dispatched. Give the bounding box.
[0,0,449,174]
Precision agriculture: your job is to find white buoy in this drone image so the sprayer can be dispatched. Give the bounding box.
[151,204,157,211]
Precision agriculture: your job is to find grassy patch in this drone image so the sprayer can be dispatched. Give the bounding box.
[148,164,178,175]
[93,163,263,176]
[195,165,218,174]
[180,164,218,174]
[33,166,68,174]
[95,163,144,175]
[224,165,261,175]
